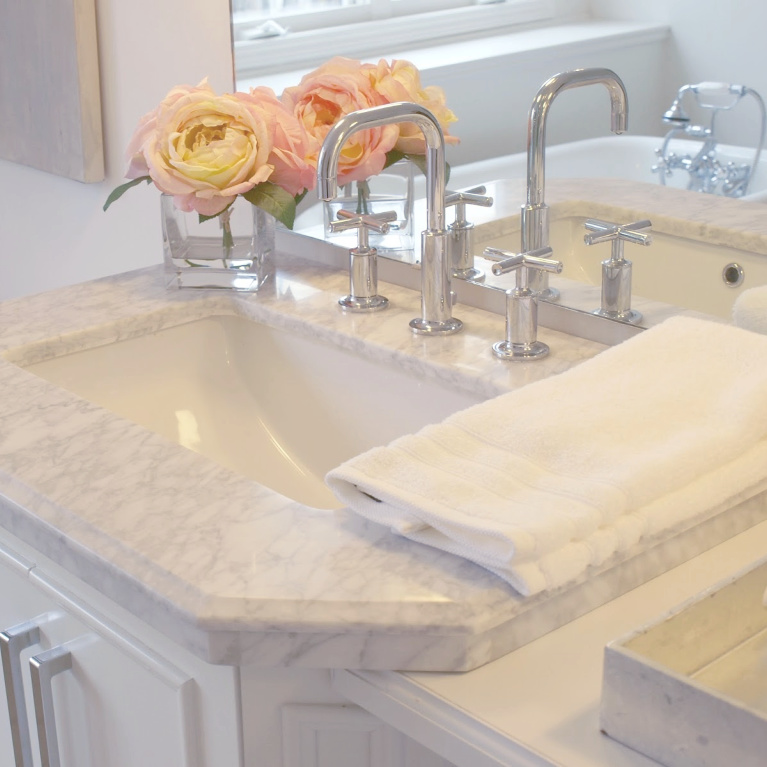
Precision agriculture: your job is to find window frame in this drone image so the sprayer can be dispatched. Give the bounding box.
[233,0,556,79]
[232,1,490,36]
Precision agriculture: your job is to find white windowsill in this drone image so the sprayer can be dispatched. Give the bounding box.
[234,0,555,79]
[237,20,670,93]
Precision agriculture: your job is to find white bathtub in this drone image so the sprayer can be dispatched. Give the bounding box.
[448,135,767,202]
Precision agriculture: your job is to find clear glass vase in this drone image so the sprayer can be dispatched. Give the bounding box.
[323,159,415,254]
[162,194,275,291]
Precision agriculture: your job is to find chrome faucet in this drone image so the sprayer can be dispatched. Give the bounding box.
[317,102,462,335]
[523,68,629,299]
[652,82,766,198]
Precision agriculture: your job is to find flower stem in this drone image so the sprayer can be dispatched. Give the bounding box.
[220,207,234,263]
[356,180,371,215]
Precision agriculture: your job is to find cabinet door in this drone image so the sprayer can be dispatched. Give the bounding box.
[0,546,50,767]
[0,544,199,767]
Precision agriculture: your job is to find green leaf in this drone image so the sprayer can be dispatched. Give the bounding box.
[383,150,406,170]
[383,151,451,184]
[403,153,427,177]
[103,176,151,212]
[242,181,297,229]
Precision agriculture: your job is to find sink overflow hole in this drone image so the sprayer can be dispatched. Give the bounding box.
[722,262,745,288]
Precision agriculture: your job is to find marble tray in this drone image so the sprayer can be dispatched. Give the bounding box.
[600,555,767,767]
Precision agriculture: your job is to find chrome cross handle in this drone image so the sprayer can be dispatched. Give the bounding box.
[329,209,397,312]
[583,218,652,324]
[445,186,494,281]
[483,246,562,361]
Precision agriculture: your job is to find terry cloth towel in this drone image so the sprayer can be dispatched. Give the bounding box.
[733,285,767,335]
[326,316,767,596]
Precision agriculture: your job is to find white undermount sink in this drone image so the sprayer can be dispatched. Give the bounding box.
[477,216,767,321]
[20,314,483,509]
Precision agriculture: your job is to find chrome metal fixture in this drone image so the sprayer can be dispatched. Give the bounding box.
[318,102,462,335]
[583,218,652,324]
[30,645,73,767]
[445,185,494,281]
[723,262,745,288]
[2,620,41,767]
[523,68,629,300]
[653,82,766,197]
[329,209,395,311]
[483,246,563,360]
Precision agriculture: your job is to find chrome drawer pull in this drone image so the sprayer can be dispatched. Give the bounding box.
[1,621,41,767]
[29,645,72,767]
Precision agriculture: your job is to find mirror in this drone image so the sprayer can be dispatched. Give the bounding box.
[230,4,767,332]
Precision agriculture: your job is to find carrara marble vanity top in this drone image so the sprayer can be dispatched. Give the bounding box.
[2,178,767,673]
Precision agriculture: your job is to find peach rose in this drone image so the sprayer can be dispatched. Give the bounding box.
[365,59,459,155]
[125,79,275,216]
[282,57,398,186]
[246,86,316,197]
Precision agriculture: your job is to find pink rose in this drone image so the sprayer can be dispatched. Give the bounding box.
[124,79,275,216]
[246,86,316,197]
[282,57,398,186]
[365,59,459,155]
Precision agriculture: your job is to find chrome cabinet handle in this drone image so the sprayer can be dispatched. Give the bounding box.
[29,646,72,767]
[1,621,41,767]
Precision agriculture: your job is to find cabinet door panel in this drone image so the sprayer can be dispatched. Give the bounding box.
[0,548,50,767]
[0,545,198,767]
[36,631,194,767]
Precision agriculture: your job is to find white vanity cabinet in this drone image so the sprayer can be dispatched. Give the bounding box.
[0,524,458,767]
[0,535,241,767]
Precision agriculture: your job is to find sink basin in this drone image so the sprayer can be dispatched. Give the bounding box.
[20,314,483,509]
[477,215,767,321]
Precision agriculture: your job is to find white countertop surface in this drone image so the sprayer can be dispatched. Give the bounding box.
[1,178,767,670]
[336,521,767,767]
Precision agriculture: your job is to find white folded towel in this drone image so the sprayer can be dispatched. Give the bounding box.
[733,285,767,335]
[327,317,767,596]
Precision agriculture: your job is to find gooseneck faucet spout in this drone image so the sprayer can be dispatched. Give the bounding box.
[523,68,629,298]
[318,102,462,335]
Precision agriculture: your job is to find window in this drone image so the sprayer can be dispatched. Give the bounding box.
[233,0,555,78]
[232,1,513,36]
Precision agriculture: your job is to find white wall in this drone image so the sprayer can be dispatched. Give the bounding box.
[0,0,234,301]
[406,25,668,167]
[590,0,767,148]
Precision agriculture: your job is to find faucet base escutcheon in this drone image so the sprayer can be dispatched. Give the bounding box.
[492,338,551,361]
[409,317,464,335]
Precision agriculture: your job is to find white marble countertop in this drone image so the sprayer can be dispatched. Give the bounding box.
[1,178,766,671]
[335,520,767,767]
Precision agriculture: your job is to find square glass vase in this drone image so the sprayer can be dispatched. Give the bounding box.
[162,194,274,291]
[323,159,415,254]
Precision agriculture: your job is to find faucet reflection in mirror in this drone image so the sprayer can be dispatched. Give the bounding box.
[523,68,629,300]
[583,218,653,325]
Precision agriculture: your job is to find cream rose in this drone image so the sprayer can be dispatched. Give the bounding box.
[125,80,275,217]
[365,59,459,155]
